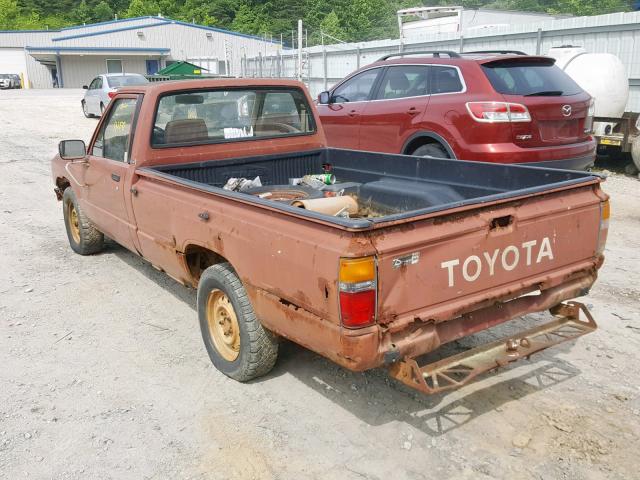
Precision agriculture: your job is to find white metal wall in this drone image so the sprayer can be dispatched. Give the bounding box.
[59,56,152,87]
[243,10,640,112]
[49,22,280,76]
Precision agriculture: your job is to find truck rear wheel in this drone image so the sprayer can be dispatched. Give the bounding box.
[62,188,104,255]
[197,263,278,382]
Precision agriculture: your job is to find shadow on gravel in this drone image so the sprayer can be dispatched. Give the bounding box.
[272,339,580,437]
[107,240,197,310]
[101,236,582,438]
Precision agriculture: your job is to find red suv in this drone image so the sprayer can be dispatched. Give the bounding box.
[317,50,596,170]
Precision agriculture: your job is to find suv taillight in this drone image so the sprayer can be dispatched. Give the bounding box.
[584,98,595,133]
[466,102,531,123]
[108,91,117,99]
[339,257,376,328]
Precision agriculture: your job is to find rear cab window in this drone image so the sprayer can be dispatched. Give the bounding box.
[482,59,582,96]
[151,87,316,147]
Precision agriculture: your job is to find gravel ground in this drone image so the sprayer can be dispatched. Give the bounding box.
[1,89,639,480]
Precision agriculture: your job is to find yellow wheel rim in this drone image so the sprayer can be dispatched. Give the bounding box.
[206,289,240,361]
[67,201,81,244]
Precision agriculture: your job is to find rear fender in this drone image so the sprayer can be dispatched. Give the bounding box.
[402,131,457,158]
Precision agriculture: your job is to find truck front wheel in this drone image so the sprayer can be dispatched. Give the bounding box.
[197,263,278,382]
[62,188,104,255]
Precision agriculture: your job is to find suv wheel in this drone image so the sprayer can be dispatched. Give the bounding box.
[411,143,450,159]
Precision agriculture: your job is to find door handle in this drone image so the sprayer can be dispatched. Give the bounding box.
[406,107,421,115]
[111,173,120,182]
[348,109,359,117]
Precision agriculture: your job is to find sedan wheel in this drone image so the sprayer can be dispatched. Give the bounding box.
[82,101,92,118]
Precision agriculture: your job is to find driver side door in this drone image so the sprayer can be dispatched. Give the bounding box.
[82,95,140,253]
[317,68,382,149]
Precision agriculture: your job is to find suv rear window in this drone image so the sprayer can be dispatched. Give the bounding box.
[152,88,315,147]
[482,61,582,96]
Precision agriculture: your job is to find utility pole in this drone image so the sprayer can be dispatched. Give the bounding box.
[297,19,303,81]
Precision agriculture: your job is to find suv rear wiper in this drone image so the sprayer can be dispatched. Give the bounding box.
[525,90,563,96]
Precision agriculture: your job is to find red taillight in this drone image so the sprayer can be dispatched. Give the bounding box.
[584,98,595,133]
[108,91,117,99]
[339,257,376,328]
[339,290,376,328]
[466,102,531,123]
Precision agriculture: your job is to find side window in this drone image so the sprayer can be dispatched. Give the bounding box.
[431,66,464,94]
[95,77,103,89]
[92,98,137,162]
[332,69,380,103]
[376,65,430,100]
[89,78,99,90]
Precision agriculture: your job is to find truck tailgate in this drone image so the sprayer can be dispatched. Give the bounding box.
[375,185,603,325]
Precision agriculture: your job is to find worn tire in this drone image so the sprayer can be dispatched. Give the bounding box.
[197,263,278,382]
[62,187,104,255]
[411,142,450,159]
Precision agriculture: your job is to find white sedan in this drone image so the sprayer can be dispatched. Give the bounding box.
[81,73,148,118]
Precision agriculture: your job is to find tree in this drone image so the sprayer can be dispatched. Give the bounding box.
[230,3,271,35]
[124,0,160,18]
[342,0,396,41]
[0,0,20,29]
[93,1,114,22]
[72,0,93,24]
[319,10,345,42]
[175,0,218,26]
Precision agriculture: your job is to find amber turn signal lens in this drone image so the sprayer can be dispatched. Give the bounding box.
[601,200,610,221]
[339,257,375,284]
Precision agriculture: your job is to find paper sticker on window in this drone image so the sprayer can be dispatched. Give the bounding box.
[224,126,254,139]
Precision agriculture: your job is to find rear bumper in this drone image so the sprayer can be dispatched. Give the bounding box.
[456,138,596,169]
[516,153,595,171]
[248,265,600,373]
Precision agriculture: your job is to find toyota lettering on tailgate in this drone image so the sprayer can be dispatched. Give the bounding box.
[441,237,554,288]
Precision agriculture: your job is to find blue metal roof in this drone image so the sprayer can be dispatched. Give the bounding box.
[52,20,172,41]
[1,16,281,45]
[50,17,282,45]
[26,46,170,53]
[59,15,165,31]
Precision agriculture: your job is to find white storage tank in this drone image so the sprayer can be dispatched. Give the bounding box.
[548,46,629,119]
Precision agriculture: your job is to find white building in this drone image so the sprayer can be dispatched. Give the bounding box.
[398,6,569,39]
[0,16,281,88]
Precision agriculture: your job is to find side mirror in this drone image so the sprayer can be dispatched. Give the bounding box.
[59,140,87,159]
[82,85,89,89]
[318,91,331,105]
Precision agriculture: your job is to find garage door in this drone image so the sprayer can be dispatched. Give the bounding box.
[0,48,28,77]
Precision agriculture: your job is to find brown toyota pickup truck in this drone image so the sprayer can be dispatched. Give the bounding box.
[51,79,609,394]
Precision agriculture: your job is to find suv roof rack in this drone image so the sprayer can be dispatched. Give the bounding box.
[378,50,461,61]
[464,50,527,55]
